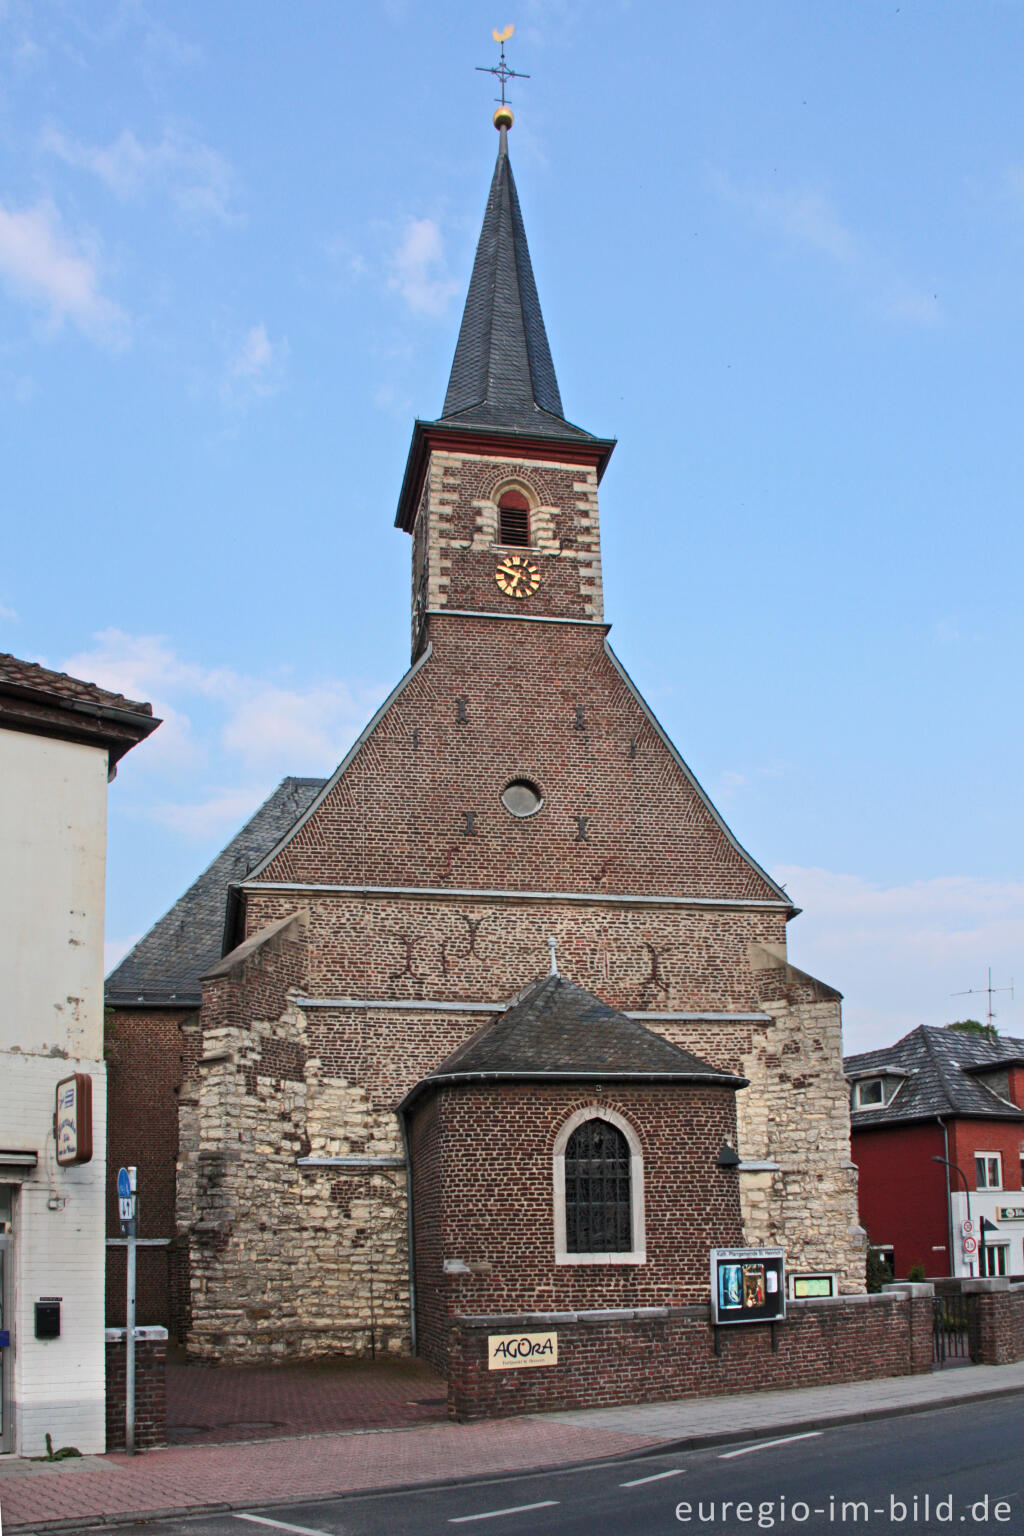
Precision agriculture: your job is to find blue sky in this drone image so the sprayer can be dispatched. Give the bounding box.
[2,1,1022,1051]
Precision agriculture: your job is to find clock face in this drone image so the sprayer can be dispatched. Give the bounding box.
[495,555,541,599]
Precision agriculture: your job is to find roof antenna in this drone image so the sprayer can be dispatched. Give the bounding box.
[951,967,1014,1036]
[546,936,558,976]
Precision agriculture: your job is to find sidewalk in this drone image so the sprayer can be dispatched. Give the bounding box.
[3,1362,1024,1533]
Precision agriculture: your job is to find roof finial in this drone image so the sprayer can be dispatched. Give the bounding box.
[546,936,558,976]
[476,24,529,130]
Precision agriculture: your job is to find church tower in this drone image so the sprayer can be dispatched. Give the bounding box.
[396,116,615,656]
[166,102,866,1378]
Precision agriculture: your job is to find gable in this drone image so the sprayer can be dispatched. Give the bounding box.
[250,622,786,905]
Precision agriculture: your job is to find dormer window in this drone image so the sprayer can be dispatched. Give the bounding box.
[852,1078,885,1110]
[498,490,530,547]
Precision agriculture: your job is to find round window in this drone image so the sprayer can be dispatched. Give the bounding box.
[501,779,543,818]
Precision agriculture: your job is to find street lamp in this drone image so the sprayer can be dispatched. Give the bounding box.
[932,1155,981,1277]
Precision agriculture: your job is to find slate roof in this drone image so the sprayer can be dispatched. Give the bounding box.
[845,1025,1024,1127]
[401,973,747,1110]
[436,127,595,443]
[0,651,157,764]
[105,777,325,1007]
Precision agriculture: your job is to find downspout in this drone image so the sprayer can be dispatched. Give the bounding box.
[938,1117,954,1278]
[399,1107,417,1356]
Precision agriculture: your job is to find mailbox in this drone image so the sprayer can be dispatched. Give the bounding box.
[35,1299,61,1339]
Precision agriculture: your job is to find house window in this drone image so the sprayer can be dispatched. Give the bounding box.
[975,1153,1002,1190]
[852,1078,884,1110]
[552,1105,646,1265]
[981,1243,1008,1277]
[498,490,531,547]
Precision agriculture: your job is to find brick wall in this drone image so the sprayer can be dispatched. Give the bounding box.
[105,1006,199,1338]
[410,1081,744,1368]
[447,1294,934,1420]
[969,1286,1024,1365]
[105,1329,167,1450]
[256,618,782,902]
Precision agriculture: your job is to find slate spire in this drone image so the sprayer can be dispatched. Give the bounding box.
[440,123,587,440]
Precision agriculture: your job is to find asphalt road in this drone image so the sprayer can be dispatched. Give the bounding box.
[34,1394,1024,1536]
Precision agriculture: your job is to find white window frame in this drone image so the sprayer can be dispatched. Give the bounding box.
[981,1242,1009,1277]
[975,1152,1003,1190]
[851,1078,885,1110]
[552,1105,646,1266]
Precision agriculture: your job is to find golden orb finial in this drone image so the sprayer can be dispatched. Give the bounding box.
[493,104,514,130]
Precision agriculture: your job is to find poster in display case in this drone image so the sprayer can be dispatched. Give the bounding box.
[710,1246,785,1325]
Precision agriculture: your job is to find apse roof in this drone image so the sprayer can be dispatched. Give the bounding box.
[845,1025,1024,1126]
[400,973,747,1110]
[105,776,325,1008]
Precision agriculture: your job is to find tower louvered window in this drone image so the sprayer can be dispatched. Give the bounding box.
[498,490,530,546]
[564,1117,632,1253]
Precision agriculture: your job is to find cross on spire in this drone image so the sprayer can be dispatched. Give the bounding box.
[476,24,529,109]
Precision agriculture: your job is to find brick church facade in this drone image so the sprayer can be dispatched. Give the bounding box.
[107,114,864,1367]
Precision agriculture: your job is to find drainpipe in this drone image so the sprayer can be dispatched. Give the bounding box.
[399,1108,417,1356]
[938,1117,954,1278]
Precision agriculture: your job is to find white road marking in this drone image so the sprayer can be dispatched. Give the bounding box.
[620,1467,688,1487]
[449,1500,560,1523]
[231,1514,334,1536]
[718,1431,823,1459]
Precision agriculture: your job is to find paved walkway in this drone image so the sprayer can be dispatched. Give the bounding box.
[166,1353,447,1444]
[3,1362,1024,1533]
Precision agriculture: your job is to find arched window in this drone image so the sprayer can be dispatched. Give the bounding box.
[552,1106,646,1265]
[498,489,530,547]
[564,1118,631,1253]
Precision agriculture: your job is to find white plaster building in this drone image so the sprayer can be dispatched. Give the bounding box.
[0,655,155,1456]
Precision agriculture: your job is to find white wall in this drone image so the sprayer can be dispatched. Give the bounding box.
[0,726,111,1456]
[0,728,107,1061]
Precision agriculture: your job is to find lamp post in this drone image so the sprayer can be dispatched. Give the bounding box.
[932,1155,978,1278]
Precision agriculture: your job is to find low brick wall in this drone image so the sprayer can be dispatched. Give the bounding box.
[105,1327,168,1450]
[971,1287,1024,1365]
[448,1294,934,1420]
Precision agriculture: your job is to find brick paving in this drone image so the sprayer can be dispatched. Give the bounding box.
[3,1361,1024,1533]
[165,1352,448,1445]
[0,1418,659,1531]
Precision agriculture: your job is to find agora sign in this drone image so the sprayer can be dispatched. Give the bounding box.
[487,1331,558,1370]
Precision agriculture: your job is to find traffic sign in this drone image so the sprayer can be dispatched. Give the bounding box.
[117,1167,134,1226]
[962,1235,978,1257]
[961,1218,975,1237]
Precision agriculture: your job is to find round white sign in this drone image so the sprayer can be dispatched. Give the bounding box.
[962,1235,978,1256]
[961,1219,975,1237]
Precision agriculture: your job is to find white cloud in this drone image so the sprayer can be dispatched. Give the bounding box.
[149,788,268,841]
[62,627,384,792]
[388,217,458,316]
[776,865,1024,1055]
[719,176,939,326]
[0,199,127,343]
[222,323,287,405]
[42,123,234,221]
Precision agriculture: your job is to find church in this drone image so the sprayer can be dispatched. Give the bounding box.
[106,102,864,1379]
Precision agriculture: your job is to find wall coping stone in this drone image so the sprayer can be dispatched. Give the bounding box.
[882,1283,936,1298]
[105,1326,169,1342]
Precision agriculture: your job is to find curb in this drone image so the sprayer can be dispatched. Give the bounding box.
[6,1381,1024,1533]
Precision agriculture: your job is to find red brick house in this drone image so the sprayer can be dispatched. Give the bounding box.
[846,1026,1024,1280]
[107,112,864,1364]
